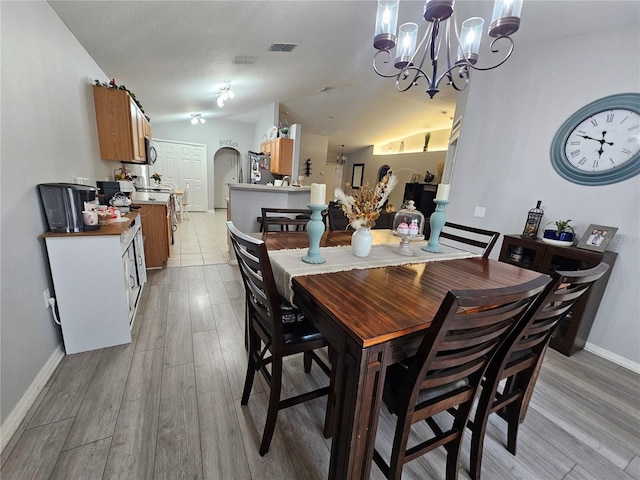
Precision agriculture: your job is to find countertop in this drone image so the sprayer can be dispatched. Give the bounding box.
[42,211,140,237]
[229,184,311,192]
[131,191,171,204]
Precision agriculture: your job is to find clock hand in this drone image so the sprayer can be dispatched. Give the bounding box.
[599,131,614,146]
[596,131,615,158]
[578,134,600,141]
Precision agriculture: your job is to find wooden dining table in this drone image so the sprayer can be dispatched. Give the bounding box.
[262,230,544,480]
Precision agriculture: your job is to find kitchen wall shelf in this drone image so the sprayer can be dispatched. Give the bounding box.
[499,234,617,356]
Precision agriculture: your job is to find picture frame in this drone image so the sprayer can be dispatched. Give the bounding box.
[576,224,618,252]
[410,174,421,183]
[351,163,364,189]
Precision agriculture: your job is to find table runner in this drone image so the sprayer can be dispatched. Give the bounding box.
[269,242,477,302]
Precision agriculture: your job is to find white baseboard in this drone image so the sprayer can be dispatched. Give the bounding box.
[584,342,640,374]
[0,344,65,452]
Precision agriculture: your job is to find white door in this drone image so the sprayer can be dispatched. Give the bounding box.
[152,139,207,212]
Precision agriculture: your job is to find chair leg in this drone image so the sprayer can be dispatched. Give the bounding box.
[241,327,258,405]
[259,358,282,456]
[469,382,497,480]
[303,351,312,373]
[505,401,522,455]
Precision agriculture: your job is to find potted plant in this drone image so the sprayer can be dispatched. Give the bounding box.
[543,219,575,242]
[151,172,162,185]
[279,121,289,138]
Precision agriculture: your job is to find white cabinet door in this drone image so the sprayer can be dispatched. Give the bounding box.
[152,139,207,211]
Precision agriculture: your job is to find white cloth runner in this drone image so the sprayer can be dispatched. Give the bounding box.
[269,242,477,303]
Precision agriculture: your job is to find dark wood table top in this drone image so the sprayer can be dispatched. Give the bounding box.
[262,230,542,347]
[293,258,542,348]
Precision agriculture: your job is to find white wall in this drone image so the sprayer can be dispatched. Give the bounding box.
[449,23,640,365]
[347,147,447,211]
[0,2,112,429]
[151,119,255,208]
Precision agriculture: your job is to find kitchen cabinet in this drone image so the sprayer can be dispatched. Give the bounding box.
[260,138,294,175]
[499,234,617,356]
[93,85,151,163]
[43,213,146,354]
[133,193,172,268]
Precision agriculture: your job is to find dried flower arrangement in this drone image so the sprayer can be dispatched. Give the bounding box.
[335,173,397,229]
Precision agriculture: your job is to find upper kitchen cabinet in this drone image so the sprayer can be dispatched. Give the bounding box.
[93,85,151,163]
[261,138,293,175]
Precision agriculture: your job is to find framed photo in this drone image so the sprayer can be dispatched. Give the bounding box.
[576,224,618,252]
[410,174,421,183]
[351,163,364,189]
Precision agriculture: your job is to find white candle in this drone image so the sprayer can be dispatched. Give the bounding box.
[436,183,450,201]
[310,183,326,205]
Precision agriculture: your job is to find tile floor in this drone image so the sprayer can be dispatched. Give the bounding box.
[166,209,231,267]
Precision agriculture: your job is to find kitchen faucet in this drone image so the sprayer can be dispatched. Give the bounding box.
[281,176,290,186]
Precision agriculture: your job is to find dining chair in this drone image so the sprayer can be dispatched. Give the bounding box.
[439,222,500,258]
[226,221,333,456]
[372,275,550,480]
[180,183,190,222]
[327,201,352,231]
[259,207,313,236]
[468,262,610,480]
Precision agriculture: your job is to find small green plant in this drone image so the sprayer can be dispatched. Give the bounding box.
[151,172,162,184]
[547,219,574,233]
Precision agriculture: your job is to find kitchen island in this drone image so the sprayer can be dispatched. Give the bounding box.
[228,183,313,234]
[131,191,173,268]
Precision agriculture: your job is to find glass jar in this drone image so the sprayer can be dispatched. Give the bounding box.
[393,200,425,238]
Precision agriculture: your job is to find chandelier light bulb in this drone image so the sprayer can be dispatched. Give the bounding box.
[227,88,235,99]
[199,117,205,124]
[191,117,198,125]
[217,96,224,107]
[221,90,229,101]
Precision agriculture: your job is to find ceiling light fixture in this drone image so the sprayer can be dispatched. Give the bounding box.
[216,84,235,108]
[190,113,205,125]
[337,145,346,165]
[373,0,523,99]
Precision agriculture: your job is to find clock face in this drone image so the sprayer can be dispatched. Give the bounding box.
[551,93,640,185]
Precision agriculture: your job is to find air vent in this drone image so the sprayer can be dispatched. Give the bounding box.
[269,43,298,52]
[233,56,258,65]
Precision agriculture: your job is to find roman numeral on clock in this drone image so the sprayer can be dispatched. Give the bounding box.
[606,113,614,123]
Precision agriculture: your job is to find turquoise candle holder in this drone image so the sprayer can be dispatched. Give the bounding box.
[302,203,327,264]
[422,199,450,253]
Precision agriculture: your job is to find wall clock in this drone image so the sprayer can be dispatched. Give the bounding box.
[550,93,640,185]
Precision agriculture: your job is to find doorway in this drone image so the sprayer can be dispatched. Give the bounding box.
[212,147,240,209]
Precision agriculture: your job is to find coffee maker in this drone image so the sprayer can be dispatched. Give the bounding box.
[38,183,98,232]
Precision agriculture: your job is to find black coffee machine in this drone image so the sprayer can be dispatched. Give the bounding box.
[38,183,98,232]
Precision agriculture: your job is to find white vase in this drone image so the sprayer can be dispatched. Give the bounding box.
[352,227,373,257]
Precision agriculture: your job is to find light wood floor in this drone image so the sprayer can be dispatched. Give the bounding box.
[2,212,639,479]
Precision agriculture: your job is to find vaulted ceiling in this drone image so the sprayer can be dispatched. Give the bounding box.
[48,0,639,154]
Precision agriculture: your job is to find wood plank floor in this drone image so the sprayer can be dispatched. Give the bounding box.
[2,211,639,479]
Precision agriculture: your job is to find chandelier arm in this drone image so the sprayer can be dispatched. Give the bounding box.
[433,63,469,93]
[465,36,515,71]
[395,66,428,92]
[373,50,404,78]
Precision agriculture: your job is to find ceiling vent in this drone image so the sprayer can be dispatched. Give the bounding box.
[269,43,298,52]
[233,56,258,65]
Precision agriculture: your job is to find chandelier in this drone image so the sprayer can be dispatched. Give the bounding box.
[190,113,205,125]
[337,145,347,165]
[216,84,235,107]
[373,0,523,98]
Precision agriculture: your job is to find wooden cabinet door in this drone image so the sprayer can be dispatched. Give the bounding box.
[93,85,146,163]
[269,138,293,175]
